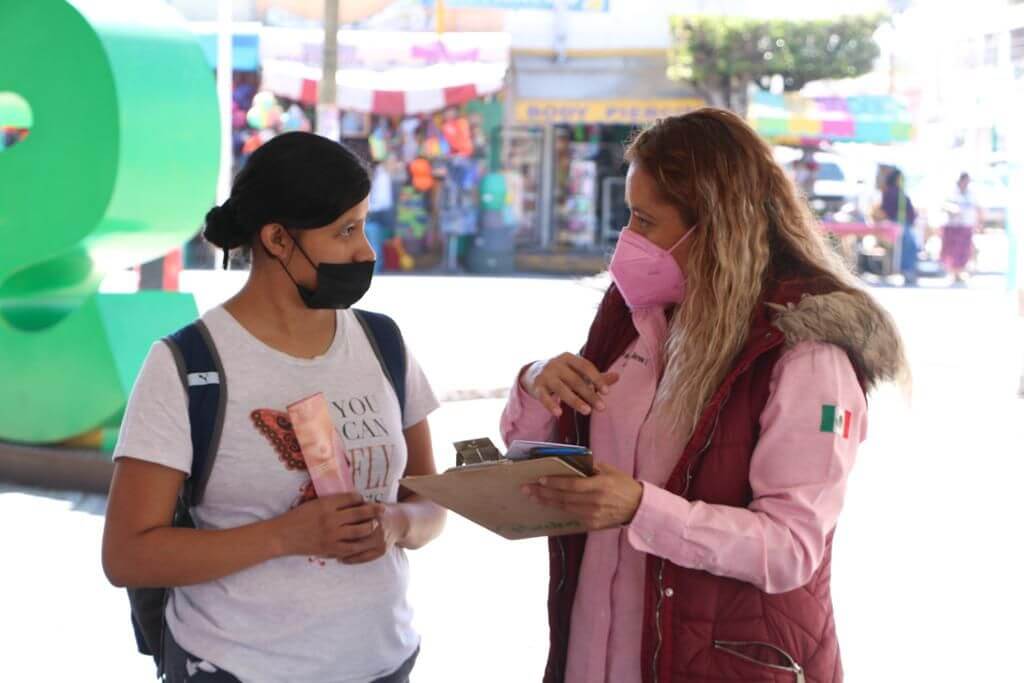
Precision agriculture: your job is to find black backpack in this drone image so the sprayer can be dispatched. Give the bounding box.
[126,309,408,677]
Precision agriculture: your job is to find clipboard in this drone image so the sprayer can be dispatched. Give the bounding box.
[399,438,592,540]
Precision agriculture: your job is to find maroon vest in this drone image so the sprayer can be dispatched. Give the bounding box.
[545,278,859,683]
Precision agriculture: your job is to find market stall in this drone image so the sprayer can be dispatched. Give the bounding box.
[750,90,916,276]
[258,29,510,272]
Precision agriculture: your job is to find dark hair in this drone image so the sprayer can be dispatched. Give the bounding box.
[958,172,971,184]
[203,132,371,267]
[886,169,903,189]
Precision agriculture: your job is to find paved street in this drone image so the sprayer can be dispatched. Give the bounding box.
[2,271,1023,681]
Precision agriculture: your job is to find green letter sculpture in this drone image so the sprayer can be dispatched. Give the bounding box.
[0,0,219,448]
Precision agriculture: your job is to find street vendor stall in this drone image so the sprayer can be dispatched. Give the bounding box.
[749,90,915,277]
[258,29,509,272]
[259,29,508,115]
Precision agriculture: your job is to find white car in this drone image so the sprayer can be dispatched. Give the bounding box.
[776,148,864,217]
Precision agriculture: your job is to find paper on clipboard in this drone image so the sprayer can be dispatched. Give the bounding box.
[400,438,592,540]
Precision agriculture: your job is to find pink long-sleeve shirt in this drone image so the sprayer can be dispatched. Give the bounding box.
[500,308,866,683]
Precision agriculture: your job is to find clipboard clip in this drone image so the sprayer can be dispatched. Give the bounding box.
[453,438,503,467]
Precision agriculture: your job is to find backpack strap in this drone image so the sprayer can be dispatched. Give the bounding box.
[127,320,227,673]
[353,310,407,423]
[162,320,227,508]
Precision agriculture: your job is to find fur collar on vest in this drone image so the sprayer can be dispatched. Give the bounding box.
[769,290,907,391]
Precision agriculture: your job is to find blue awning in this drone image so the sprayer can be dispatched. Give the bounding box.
[191,26,261,72]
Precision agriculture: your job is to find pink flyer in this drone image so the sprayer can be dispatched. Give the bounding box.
[287,393,354,496]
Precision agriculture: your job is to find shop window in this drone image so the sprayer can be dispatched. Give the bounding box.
[553,124,633,250]
[500,127,546,248]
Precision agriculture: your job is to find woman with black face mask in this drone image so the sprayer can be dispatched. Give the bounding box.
[102,132,445,683]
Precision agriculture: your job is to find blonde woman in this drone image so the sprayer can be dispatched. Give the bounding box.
[502,109,906,683]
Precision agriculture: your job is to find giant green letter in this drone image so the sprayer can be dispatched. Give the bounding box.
[0,0,220,446]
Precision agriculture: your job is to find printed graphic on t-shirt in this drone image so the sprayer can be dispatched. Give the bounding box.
[112,307,433,680]
[250,409,318,507]
[249,390,400,508]
[330,392,399,503]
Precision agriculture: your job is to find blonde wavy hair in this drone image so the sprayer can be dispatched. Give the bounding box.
[625,108,867,437]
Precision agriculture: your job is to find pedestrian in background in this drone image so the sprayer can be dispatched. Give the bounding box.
[367,161,396,272]
[881,169,920,286]
[941,172,984,286]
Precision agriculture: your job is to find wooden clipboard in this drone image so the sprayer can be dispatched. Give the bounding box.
[400,457,589,540]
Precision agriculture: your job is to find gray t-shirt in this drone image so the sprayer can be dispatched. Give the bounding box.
[113,306,439,682]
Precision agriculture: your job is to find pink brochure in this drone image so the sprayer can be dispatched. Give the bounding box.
[287,393,354,496]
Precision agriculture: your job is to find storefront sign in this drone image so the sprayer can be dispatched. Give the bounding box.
[515,98,706,125]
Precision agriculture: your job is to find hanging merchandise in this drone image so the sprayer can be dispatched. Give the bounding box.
[333,103,499,272]
[442,112,475,158]
[280,103,311,132]
[456,117,474,157]
[422,135,441,159]
[440,158,480,236]
[439,170,460,228]
[422,117,449,158]
[368,120,389,162]
[449,157,479,196]
[468,112,488,161]
[247,91,283,130]
[395,184,431,253]
[400,118,421,162]
[408,158,434,193]
[441,114,459,149]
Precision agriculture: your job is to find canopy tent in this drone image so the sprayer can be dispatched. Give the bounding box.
[259,29,509,116]
[749,91,913,146]
[254,0,394,24]
[261,59,506,115]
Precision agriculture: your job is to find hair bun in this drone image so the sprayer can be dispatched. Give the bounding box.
[203,199,250,250]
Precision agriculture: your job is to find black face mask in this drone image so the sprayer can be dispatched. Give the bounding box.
[276,234,375,310]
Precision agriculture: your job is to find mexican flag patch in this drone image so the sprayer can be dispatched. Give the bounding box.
[820,405,853,438]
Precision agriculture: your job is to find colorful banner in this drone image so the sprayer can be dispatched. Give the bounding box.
[515,98,705,125]
[749,91,913,145]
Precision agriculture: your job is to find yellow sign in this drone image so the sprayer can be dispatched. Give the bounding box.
[515,98,705,125]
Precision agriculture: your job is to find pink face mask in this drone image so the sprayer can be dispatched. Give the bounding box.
[609,227,694,310]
